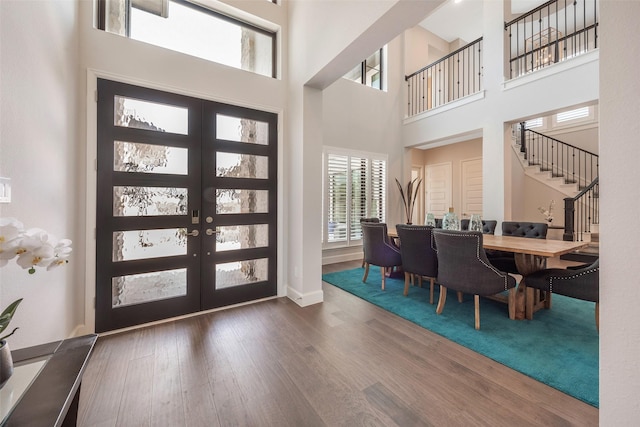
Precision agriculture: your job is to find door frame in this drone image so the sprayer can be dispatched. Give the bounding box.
[83,70,284,335]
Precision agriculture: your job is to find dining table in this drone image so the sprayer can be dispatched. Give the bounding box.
[481,234,590,319]
[387,228,589,320]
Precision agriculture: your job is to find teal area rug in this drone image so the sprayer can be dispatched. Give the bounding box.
[322,268,599,407]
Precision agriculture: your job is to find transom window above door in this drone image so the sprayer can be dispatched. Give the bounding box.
[97,0,277,78]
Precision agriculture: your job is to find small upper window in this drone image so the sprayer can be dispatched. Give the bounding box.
[556,107,590,123]
[98,0,276,78]
[343,48,385,90]
[524,118,543,129]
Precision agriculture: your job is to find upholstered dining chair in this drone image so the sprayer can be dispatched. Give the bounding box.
[361,222,402,290]
[524,259,599,330]
[433,229,517,330]
[395,224,438,304]
[487,221,549,274]
[360,217,380,268]
[460,219,498,234]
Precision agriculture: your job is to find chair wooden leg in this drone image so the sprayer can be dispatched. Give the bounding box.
[380,267,386,290]
[362,263,370,283]
[595,302,599,332]
[361,258,365,268]
[544,291,552,309]
[436,285,447,314]
[457,291,464,303]
[507,287,516,320]
[429,277,435,305]
[418,276,423,288]
[403,272,411,296]
[474,295,480,330]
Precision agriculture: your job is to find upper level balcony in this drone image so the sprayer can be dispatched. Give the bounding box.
[405,0,598,121]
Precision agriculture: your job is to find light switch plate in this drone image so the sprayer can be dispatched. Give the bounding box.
[0,177,11,203]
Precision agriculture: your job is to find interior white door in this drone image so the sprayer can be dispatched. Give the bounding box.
[426,162,452,218]
[461,158,483,217]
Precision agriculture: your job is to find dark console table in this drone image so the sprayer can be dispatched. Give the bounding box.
[1,334,98,426]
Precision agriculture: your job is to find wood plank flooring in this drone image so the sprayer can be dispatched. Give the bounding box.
[78,260,598,426]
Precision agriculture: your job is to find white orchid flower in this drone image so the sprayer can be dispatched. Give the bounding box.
[47,238,73,270]
[0,218,72,273]
[0,217,25,263]
[15,229,56,272]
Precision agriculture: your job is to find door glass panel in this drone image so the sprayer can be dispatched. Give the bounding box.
[114,141,188,174]
[216,258,268,289]
[216,115,269,145]
[112,268,187,308]
[216,225,268,252]
[113,186,188,216]
[113,228,187,261]
[216,152,268,179]
[114,96,188,134]
[216,189,268,214]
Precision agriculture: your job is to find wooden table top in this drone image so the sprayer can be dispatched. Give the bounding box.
[388,228,589,258]
[481,234,589,257]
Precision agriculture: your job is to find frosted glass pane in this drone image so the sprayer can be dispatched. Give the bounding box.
[114,96,188,134]
[216,225,268,252]
[113,228,187,261]
[113,186,188,216]
[216,189,268,214]
[216,258,268,289]
[112,269,187,308]
[114,141,188,174]
[216,152,268,179]
[216,115,268,145]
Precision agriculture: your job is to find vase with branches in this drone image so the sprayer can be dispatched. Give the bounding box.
[395,177,422,225]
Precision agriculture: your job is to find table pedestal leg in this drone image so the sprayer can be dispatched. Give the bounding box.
[514,253,547,320]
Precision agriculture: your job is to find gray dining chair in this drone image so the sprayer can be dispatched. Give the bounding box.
[461,219,498,234]
[359,217,381,268]
[395,224,438,304]
[433,229,516,330]
[524,259,599,329]
[361,222,402,290]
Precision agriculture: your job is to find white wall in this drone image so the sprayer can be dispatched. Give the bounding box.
[321,36,406,263]
[288,0,446,298]
[599,1,640,423]
[0,0,81,349]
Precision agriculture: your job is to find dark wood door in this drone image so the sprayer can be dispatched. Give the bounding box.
[96,79,277,332]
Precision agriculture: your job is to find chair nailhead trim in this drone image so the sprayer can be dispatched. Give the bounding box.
[547,267,599,293]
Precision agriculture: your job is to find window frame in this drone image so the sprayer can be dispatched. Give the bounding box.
[343,47,385,91]
[97,0,277,79]
[322,146,387,249]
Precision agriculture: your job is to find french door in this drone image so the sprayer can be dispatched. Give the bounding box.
[96,79,277,333]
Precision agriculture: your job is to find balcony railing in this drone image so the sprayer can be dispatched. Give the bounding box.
[405,37,483,117]
[506,0,598,79]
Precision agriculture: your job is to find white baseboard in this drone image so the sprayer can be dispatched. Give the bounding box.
[69,324,89,338]
[322,252,361,265]
[287,286,324,307]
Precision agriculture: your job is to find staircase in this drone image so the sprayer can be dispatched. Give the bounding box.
[513,124,599,262]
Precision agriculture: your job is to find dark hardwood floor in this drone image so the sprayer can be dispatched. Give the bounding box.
[78,260,598,426]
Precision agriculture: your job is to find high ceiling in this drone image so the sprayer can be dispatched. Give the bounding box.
[419,0,548,43]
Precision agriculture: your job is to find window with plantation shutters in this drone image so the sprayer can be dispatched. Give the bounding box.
[323,148,387,247]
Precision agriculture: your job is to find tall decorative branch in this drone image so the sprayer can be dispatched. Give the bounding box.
[395,177,423,224]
